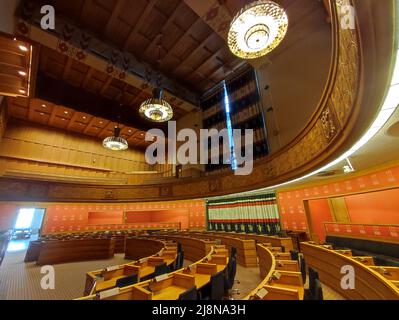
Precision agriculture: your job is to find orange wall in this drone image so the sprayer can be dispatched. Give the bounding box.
[344,188,399,224]
[41,200,205,234]
[308,199,334,242]
[0,204,17,231]
[278,165,399,239]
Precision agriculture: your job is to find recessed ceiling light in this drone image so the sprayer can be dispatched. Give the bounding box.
[40,112,44,116]
[128,130,132,133]
[82,116,87,119]
[64,111,69,114]
[18,45,29,52]
[18,71,27,76]
[62,118,66,121]
[99,121,103,124]
[41,104,46,108]
[19,89,26,94]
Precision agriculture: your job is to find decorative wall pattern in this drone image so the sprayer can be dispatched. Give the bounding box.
[0,200,206,234]
[324,222,399,242]
[278,165,399,235]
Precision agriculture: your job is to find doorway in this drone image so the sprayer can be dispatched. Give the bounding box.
[7,208,45,252]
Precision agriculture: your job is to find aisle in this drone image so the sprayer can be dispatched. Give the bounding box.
[0,250,130,300]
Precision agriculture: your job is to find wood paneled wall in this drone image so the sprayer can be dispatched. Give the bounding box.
[0,98,7,141]
[0,120,173,184]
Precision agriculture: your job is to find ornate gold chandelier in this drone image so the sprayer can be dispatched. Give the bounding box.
[139,87,173,122]
[227,0,288,59]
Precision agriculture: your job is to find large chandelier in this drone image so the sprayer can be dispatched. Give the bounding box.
[103,126,128,151]
[227,0,288,59]
[139,88,173,122]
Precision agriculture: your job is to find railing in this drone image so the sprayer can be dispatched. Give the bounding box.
[42,222,181,235]
[324,222,399,243]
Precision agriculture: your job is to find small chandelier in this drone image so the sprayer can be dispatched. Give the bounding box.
[103,126,128,151]
[139,87,173,122]
[139,34,173,123]
[227,0,288,59]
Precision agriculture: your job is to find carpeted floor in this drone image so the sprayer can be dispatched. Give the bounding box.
[0,250,131,300]
[0,250,344,300]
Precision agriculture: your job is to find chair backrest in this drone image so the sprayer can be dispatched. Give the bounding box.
[227,257,237,290]
[115,274,138,288]
[178,250,184,269]
[298,255,306,283]
[230,247,238,260]
[172,251,180,271]
[210,271,225,300]
[154,262,169,276]
[178,286,198,300]
[313,279,324,300]
[308,267,319,294]
[290,250,299,261]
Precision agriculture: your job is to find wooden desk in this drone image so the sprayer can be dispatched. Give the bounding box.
[150,235,215,262]
[244,244,304,300]
[124,237,164,260]
[77,244,229,300]
[187,232,257,267]
[201,231,294,252]
[85,239,177,295]
[302,242,399,300]
[27,238,115,266]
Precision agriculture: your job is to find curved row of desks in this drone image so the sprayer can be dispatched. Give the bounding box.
[156,231,258,267]
[77,236,229,300]
[244,244,304,300]
[200,231,294,252]
[25,238,116,265]
[301,242,399,300]
[149,235,215,262]
[84,237,178,296]
[41,230,147,253]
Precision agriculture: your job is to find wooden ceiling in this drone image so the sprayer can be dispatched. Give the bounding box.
[28,0,244,94]
[7,97,153,149]
[36,46,189,121]
[0,34,32,98]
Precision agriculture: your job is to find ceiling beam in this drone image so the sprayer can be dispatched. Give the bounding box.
[141,1,184,56]
[83,116,98,134]
[123,0,158,51]
[27,99,35,121]
[62,57,73,80]
[82,67,94,89]
[99,76,113,96]
[161,18,200,63]
[173,32,214,72]
[48,105,58,126]
[66,111,79,130]
[103,0,127,36]
[184,46,225,79]
[79,0,93,25]
[99,121,114,137]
